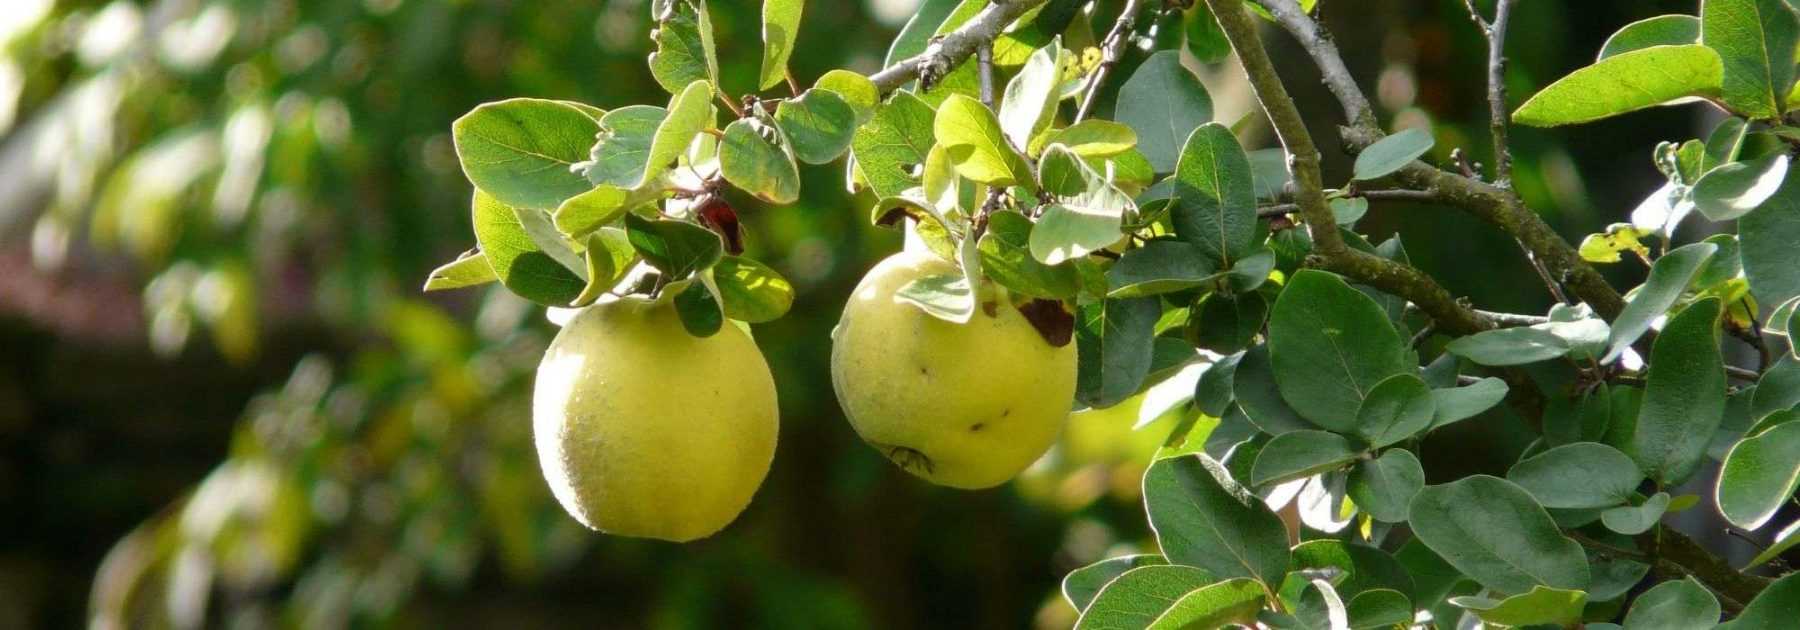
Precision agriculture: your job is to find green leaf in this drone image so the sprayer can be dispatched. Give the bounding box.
[1345,590,1412,629]
[1288,539,1417,603]
[934,94,1031,186]
[1745,519,1800,568]
[999,42,1060,151]
[1634,298,1727,485]
[1348,448,1424,523]
[1233,344,1314,435]
[1600,15,1702,60]
[1146,579,1266,629]
[1506,442,1644,509]
[1407,475,1590,595]
[851,91,936,199]
[582,105,666,188]
[624,213,723,280]
[1184,4,1231,63]
[1430,377,1509,430]
[1604,241,1719,363]
[1717,421,1800,529]
[1076,297,1160,408]
[1352,128,1434,181]
[1706,117,1753,171]
[815,70,879,124]
[1031,203,1123,266]
[757,0,802,91]
[1142,454,1291,586]
[720,118,801,204]
[1355,374,1437,448]
[1753,356,1800,418]
[1116,51,1213,173]
[471,191,584,305]
[1702,0,1798,118]
[452,99,601,210]
[1072,565,1212,629]
[1600,491,1672,535]
[673,278,723,337]
[1045,120,1138,158]
[712,255,793,323]
[1446,326,1571,366]
[1106,240,1218,298]
[1062,555,1169,613]
[1170,123,1258,267]
[1694,153,1790,221]
[1743,173,1800,309]
[894,273,975,324]
[571,228,634,307]
[423,250,496,292]
[775,88,857,165]
[1623,577,1720,629]
[1716,572,1800,629]
[977,211,1079,299]
[1512,45,1724,127]
[1189,291,1270,356]
[1450,585,1587,628]
[642,81,717,189]
[1193,353,1242,419]
[1268,270,1412,432]
[553,184,661,239]
[649,0,719,96]
[1251,430,1363,486]
[1330,197,1369,225]
[883,0,959,67]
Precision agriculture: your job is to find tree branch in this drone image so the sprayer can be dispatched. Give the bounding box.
[1076,0,1147,122]
[1252,0,1626,321]
[1205,0,1490,337]
[868,0,1046,96]
[1256,188,1442,217]
[1475,0,1517,186]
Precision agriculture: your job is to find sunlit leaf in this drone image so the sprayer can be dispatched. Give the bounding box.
[1512,45,1723,127]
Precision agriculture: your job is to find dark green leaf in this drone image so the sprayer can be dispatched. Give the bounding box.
[1356,374,1437,448]
[1194,352,1242,418]
[1061,555,1169,613]
[1600,15,1702,60]
[1717,421,1800,529]
[1189,291,1269,356]
[1346,589,1412,629]
[1694,153,1790,221]
[1348,448,1424,523]
[1623,577,1720,629]
[1743,173,1800,309]
[1600,492,1671,535]
[1074,564,1213,629]
[1716,572,1800,629]
[452,99,600,210]
[1634,298,1726,485]
[1076,297,1160,408]
[1512,45,1724,127]
[1604,241,1719,362]
[1144,579,1266,629]
[1233,344,1314,434]
[624,213,723,280]
[1407,475,1590,595]
[1251,430,1363,486]
[1170,123,1257,267]
[1430,377,1509,430]
[775,88,857,165]
[1116,51,1213,173]
[1184,4,1231,63]
[1446,326,1570,366]
[1352,128,1434,181]
[1142,454,1291,586]
[1268,270,1411,432]
[673,279,722,337]
[1106,240,1217,298]
[1506,442,1644,509]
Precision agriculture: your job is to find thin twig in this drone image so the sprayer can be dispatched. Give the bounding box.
[1473,0,1517,186]
[867,0,1046,95]
[1076,0,1146,122]
[1517,237,1573,305]
[977,43,996,108]
[1256,189,1443,217]
[1726,365,1763,382]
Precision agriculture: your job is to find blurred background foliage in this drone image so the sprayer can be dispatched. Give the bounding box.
[0,0,1739,627]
